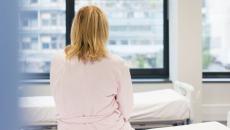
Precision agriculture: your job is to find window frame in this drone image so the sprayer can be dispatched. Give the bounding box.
[22,0,169,80]
[203,72,230,79]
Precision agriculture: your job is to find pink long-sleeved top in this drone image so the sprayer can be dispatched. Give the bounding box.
[50,51,134,130]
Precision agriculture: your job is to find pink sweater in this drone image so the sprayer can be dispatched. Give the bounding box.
[50,51,134,130]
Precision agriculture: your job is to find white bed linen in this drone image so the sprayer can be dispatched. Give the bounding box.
[132,89,190,122]
[20,89,190,125]
[150,122,230,130]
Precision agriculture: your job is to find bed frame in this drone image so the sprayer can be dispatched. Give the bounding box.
[131,119,191,129]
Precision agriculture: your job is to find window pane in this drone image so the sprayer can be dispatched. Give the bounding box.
[75,0,164,68]
[203,0,230,72]
[19,0,66,73]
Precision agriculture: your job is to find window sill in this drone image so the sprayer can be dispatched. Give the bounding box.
[20,78,172,85]
[132,78,171,84]
[203,78,230,83]
[22,78,230,84]
[20,79,50,85]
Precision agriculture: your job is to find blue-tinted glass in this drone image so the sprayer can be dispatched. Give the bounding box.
[42,43,49,49]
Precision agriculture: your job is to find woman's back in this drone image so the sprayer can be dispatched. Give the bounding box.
[50,51,134,130]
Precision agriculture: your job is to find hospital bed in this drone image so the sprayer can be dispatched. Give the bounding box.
[20,81,194,129]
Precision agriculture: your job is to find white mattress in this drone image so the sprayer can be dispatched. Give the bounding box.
[20,89,191,125]
[150,122,230,130]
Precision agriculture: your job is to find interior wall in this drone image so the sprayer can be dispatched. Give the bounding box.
[169,0,203,122]
[202,83,230,121]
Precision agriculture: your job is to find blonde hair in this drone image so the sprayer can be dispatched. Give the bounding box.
[65,5,109,62]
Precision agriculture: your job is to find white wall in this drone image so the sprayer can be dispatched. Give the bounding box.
[19,0,230,122]
[169,0,203,122]
[202,83,230,121]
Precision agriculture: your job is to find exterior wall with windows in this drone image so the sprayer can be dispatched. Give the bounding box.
[19,0,66,73]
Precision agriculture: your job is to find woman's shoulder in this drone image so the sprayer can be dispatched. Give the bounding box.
[106,53,129,68]
[51,49,66,64]
[107,53,124,62]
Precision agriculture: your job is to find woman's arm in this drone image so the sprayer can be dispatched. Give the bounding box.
[116,63,134,121]
[50,55,58,96]
[50,52,64,96]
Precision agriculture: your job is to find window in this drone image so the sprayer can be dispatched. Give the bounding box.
[74,0,169,79]
[30,0,38,4]
[109,40,116,45]
[121,40,128,45]
[20,11,38,28]
[42,43,49,49]
[19,0,66,77]
[20,0,169,79]
[202,0,230,78]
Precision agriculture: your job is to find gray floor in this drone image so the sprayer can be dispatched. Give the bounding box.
[135,121,228,130]
[21,121,227,130]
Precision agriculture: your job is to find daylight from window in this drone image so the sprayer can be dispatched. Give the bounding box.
[75,0,164,69]
[203,0,230,72]
[19,0,164,73]
[19,0,66,73]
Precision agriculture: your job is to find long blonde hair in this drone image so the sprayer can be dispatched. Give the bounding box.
[65,5,109,62]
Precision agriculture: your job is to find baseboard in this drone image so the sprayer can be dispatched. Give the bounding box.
[202,104,230,121]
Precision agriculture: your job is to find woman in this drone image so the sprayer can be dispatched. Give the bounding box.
[50,5,134,130]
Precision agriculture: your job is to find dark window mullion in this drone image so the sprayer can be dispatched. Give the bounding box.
[66,0,75,45]
[163,0,169,78]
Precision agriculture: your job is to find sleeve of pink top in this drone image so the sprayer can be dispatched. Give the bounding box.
[50,56,57,97]
[116,63,134,122]
[50,54,61,96]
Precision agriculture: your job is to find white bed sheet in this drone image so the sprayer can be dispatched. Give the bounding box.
[20,89,191,125]
[149,122,230,130]
[132,89,190,122]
